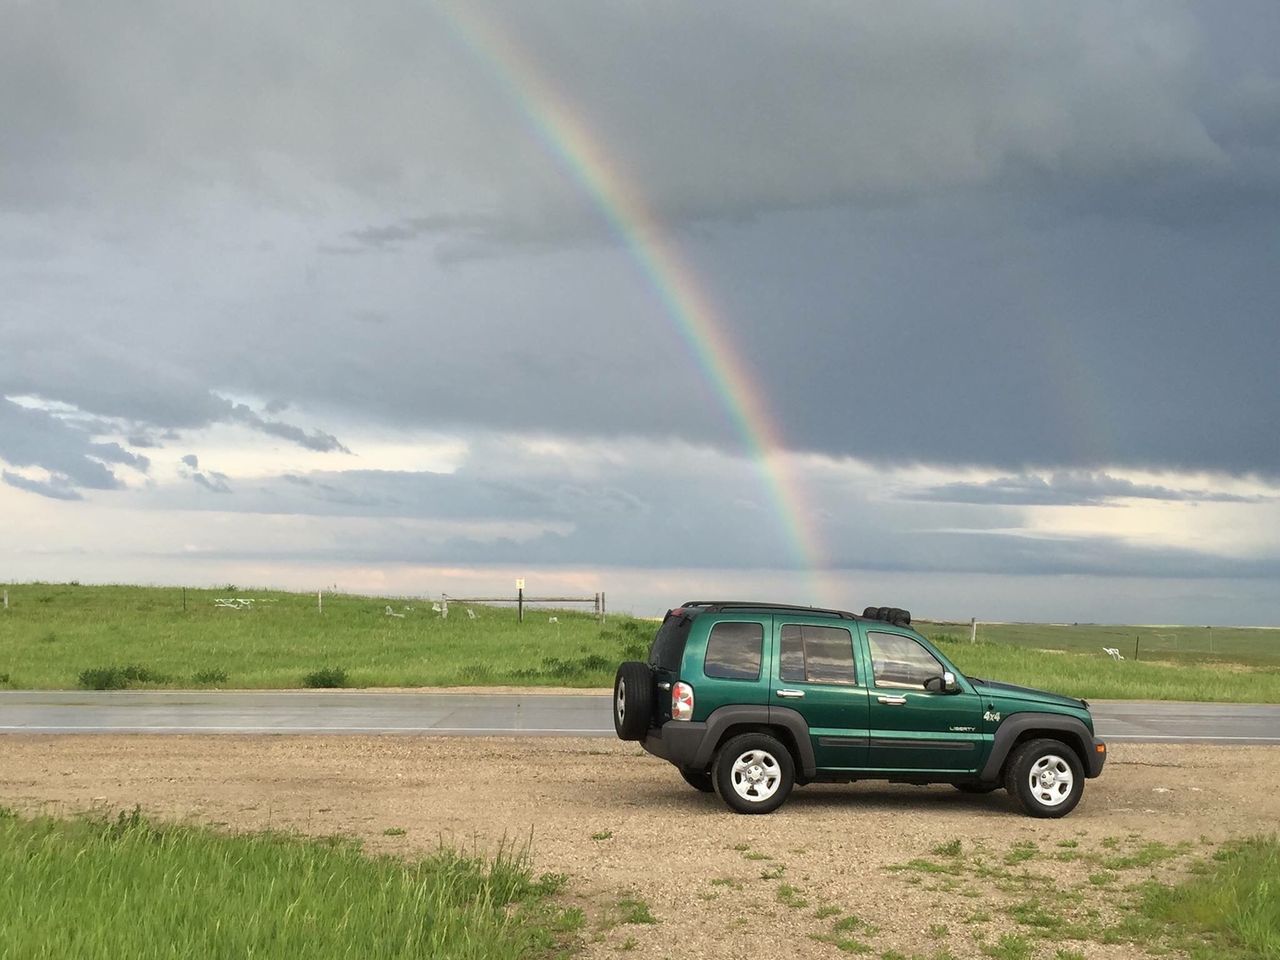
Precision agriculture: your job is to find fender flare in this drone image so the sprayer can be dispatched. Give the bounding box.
[980,712,1098,781]
[690,705,817,778]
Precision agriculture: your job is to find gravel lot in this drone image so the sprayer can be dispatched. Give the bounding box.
[3,736,1276,959]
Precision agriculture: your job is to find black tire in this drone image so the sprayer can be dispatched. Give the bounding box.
[679,767,715,793]
[953,781,1001,794]
[891,608,912,626]
[613,662,653,741]
[863,606,879,619]
[875,606,891,622]
[1004,738,1085,818]
[712,732,795,814]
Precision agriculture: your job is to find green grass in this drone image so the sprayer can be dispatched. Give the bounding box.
[2,582,1277,699]
[0,806,575,960]
[1139,836,1280,959]
[0,583,647,690]
[919,621,1280,667]
[928,633,1280,703]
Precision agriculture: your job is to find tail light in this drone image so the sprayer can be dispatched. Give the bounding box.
[671,682,694,721]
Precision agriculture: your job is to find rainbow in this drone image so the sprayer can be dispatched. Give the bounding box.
[436,6,828,595]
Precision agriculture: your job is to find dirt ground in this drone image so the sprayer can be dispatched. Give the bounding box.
[2,736,1275,959]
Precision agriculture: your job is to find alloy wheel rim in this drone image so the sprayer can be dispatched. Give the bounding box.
[615,680,626,723]
[730,749,781,802]
[1027,753,1074,807]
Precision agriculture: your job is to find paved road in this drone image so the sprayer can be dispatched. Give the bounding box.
[0,691,1277,742]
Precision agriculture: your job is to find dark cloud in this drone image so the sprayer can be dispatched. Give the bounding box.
[0,399,129,495]
[2,2,1277,478]
[905,471,1267,506]
[2,1,1279,622]
[191,471,232,494]
[2,471,83,501]
[228,405,350,454]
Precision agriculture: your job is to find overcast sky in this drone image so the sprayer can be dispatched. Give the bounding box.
[3,0,1279,622]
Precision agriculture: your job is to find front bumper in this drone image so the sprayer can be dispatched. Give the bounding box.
[1087,737,1107,778]
[640,721,708,770]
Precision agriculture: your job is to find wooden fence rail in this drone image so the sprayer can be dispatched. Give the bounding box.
[440,590,606,624]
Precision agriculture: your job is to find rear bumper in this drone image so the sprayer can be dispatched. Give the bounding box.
[1087,737,1107,778]
[640,721,707,770]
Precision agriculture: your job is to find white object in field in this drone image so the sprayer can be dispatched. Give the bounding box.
[214,598,254,609]
[431,603,441,613]
[466,608,477,620]
[516,578,525,589]
[1102,647,1124,661]
[384,605,405,619]
[548,616,558,624]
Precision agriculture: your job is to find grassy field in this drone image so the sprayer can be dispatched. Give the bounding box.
[0,807,578,960]
[1,582,1278,701]
[918,620,1280,668]
[0,583,649,690]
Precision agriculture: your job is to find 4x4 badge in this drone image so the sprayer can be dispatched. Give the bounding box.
[983,709,1002,723]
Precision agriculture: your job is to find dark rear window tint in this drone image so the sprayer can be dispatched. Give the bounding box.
[779,624,857,685]
[649,612,694,671]
[703,621,765,681]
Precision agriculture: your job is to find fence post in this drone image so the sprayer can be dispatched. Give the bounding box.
[970,617,977,644]
[441,594,448,619]
[2,590,7,610]
[601,591,606,623]
[182,587,187,613]
[517,585,524,624]
[318,589,323,613]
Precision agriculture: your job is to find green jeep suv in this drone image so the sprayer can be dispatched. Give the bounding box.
[613,601,1106,817]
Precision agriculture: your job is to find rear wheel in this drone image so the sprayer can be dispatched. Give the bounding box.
[679,767,715,793]
[712,733,795,814]
[953,781,1000,794]
[612,662,653,741]
[1004,738,1085,818]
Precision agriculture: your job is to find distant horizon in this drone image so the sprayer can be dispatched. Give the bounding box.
[5,568,1277,629]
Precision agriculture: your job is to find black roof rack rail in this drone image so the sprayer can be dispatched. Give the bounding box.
[677,601,860,621]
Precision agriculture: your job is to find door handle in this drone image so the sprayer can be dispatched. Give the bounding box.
[877,695,907,705]
[776,689,805,699]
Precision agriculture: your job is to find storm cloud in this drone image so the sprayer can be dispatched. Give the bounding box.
[2,1,1279,618]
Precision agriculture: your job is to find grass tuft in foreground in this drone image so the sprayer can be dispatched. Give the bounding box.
[0,807,576,960]
[1139,836,1280,959]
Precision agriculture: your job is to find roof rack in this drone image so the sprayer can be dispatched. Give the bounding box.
[678,601,860,621]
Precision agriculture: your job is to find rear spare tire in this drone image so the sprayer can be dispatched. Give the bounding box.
[613,661,653,741]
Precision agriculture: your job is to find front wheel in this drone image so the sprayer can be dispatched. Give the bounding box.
[1004,738,1085,818]
[712,733,795,814]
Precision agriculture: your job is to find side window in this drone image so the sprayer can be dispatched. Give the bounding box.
[868,632,945,689]
[779,624,857,685]
[703,621,764,681]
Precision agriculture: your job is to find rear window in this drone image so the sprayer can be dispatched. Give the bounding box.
[703,621,765,681]
[649,611,695,671]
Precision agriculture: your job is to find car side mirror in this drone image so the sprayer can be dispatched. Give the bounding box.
[924,672,959,694]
